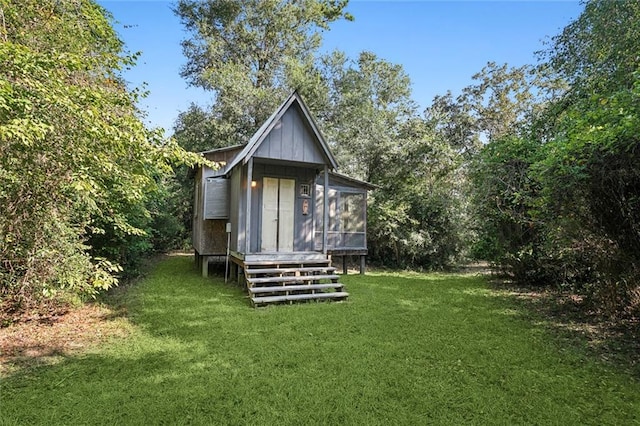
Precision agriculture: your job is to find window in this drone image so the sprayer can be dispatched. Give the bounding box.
[299,183,311,197]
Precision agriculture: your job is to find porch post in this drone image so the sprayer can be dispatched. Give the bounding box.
[245,158,253,254]
[323,165,329,255]
[230,262,237,280]
[362,191,368,275]
[202,256,209,278]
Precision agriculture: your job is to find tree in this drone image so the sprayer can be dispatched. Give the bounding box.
[0,0,199,320]
[543,0,640,101]
[424,62,556,269]
[424,91,480,159]
[470,135,546,281]
[174,0,352,145]
[375,117,467,268]
[425,62,561,157]
[318,51,416,182]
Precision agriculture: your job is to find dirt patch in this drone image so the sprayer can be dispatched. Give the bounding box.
[0,304,131,376]
[455,261,492,275]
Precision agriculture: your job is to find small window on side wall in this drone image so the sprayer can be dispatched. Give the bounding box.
[299,183,311,197]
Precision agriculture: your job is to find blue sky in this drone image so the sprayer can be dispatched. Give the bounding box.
[98,1,584,132]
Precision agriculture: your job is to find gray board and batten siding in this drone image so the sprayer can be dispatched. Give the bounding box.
[252,103,328,166]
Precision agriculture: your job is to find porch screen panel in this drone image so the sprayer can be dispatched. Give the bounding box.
[314,186,339,249]
[338,192,365,249]
[316,186,365,250]
[340,193,365,232]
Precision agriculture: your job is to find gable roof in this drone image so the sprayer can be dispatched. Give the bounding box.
[222,91,338,173]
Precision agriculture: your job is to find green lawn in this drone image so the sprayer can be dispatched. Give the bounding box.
[2,255,639,425]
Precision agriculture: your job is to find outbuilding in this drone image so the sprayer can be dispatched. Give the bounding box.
[192,92,374,306]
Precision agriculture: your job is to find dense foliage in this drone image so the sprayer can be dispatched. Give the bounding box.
[470,0,640,317]
[0,0,199,320]
[317,51,467,267]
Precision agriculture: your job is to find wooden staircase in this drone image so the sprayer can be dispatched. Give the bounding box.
[242,258,348,307]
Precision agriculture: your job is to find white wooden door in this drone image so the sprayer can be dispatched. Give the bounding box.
[261,177,295,252]
[261,177,279,251]
[278,179,295,252]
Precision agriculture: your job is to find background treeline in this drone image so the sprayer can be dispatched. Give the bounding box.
[1,0,638,321]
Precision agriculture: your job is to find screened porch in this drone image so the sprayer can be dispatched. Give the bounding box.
[314,172,373,253]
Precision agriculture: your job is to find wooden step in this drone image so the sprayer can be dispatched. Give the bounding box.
[248,274,339,285]
[248,283,344,294]
[245,266,337,275]
[252,291,349,305]
[243,259,330,266]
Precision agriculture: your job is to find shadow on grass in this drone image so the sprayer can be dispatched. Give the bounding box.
[3,256,639,424]
[2,348,257,424]
[482,278,640,380]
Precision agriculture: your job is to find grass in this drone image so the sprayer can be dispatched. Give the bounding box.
[2,255,639,425]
